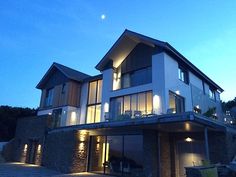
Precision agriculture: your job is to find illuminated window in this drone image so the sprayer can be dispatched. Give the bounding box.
[110,91,153,120]
[86,80,102,123]
[169,91,185,113]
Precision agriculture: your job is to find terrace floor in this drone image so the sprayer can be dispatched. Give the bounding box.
[0,163,113,177]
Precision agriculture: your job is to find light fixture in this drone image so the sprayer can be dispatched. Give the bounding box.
[175,90,180,95]
[153,95,160,114]
[37,144,41,152]
[185,137,193,142]
[104,102,109,113]
[23,144,28,152]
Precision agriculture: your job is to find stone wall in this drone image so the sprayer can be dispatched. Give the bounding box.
[2,115,51,164]
[42,130,89,173]
[143,130,159,177]
[160,133,171,177]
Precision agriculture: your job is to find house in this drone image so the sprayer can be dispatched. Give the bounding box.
[3,30,236,177]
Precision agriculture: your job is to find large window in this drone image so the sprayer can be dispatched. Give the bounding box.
[110,91,153,120]
[45,88,54,107]
[89,135,143,176]
[169,91,185,113]
[86,80,102,123]
[178,66,188,84]
[121,67,152,89]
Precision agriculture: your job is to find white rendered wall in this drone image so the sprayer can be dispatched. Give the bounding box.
[189,72,203,91]
[163,53,193,112]
[101,68,113,121]
[79,82,89,124]
[152,53,166,114]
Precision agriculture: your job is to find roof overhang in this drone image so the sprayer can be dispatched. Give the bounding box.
[49,112,227,135]
[95,29,223,92]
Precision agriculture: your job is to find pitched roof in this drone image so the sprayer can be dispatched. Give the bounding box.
[36,62,90,89]
[95,29,224,92]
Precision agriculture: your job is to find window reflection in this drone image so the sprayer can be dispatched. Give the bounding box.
[89,135,143,176]
[110,91,153,120]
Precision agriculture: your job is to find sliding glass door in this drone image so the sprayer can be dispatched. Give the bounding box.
[89,135,143,176]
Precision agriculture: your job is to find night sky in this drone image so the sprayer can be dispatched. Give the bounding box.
[0,0,236,108]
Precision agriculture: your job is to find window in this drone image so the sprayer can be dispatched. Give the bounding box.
[110,91,153,120]
[89,135,143,175]
[169,91,185,113]
[45,88,54,106]
[86,80,102,123]
[61,84,66,94]
[178,67,188,84]
[209,88,215,100]
[120,67,152,89]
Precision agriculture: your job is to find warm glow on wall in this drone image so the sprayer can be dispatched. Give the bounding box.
[104,102,109,113]
[23,144,28,152]
[185,123,191,131]
[37,144,41,153]
[70,111,77,125]
[78,130,88,142]
[153,95,161,114]
[79,142,85,152]
[113,68,121,90]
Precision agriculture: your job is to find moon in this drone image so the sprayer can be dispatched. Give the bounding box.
[101,14,106,20]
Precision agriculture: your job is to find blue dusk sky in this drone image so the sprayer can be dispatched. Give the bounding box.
[0,0,236,108]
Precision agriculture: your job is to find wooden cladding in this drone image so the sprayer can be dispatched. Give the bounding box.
[39,81,81,109]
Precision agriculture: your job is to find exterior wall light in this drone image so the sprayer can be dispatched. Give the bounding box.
[175,90,180,95]
[37,144,41,152]
[185,137,193,142]
[104,102,109,113]
[23,144,28,152]
[70,111,77,125]
[153,95,161,114]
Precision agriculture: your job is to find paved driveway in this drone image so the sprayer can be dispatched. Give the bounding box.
[0,163,113,177]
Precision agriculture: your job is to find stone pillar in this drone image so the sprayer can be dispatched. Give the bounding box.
[143,130,159,177]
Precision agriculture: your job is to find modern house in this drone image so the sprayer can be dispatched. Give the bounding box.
[3,30,236,177]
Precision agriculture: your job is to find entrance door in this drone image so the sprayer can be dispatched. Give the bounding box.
[27,140,39,164]
[176,140,206,177]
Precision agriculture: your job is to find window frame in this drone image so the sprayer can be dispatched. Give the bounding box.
[178,66,189,84]
[109,91,153,119]
[86,80,102,123]
[45,87,54,107]
[120,66,152,89]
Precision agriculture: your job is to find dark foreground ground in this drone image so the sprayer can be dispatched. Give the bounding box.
[0,162,113,177]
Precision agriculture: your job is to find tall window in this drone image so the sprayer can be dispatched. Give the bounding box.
[86,80,102,123]
[169,91,185,113]
[45,88,54,106]
[178,67,188,84]
[209,88,215,100]
[110,91,153,120]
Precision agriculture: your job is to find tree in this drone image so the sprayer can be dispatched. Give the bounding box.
[0,106,37,141]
